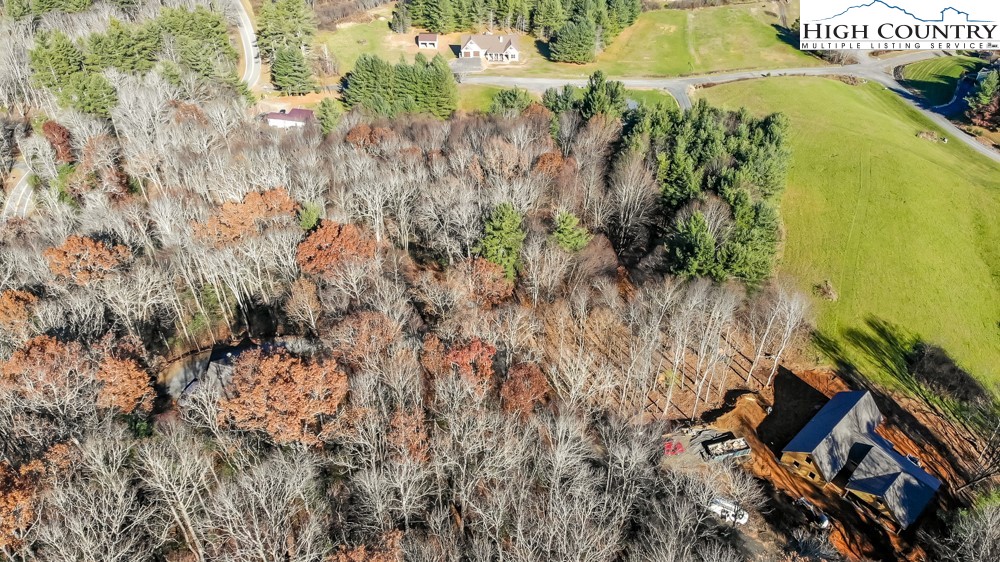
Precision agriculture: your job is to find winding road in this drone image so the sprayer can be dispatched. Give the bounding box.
[1,162,33,220]
[235,0,262,89]
[463,51,1000,165]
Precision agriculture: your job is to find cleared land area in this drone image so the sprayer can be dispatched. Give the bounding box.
[901,56,984,106]
[699,77,1000,390]
[319,5,820,79]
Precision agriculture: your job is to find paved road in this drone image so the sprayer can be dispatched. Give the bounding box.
[235,0,261,88]
[2,162,33,219]
[463,51,1000,165]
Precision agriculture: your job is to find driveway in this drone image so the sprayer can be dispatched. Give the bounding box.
[461,51,1000,165]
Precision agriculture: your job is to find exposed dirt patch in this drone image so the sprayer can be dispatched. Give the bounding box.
[712,367,998,561]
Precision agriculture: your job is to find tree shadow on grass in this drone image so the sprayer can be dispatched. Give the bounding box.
[814,317,995,414]
[771,24,799,50]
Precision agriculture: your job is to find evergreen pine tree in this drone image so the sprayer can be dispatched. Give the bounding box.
[669,211,719,279]
[390,3,412,33]
[257,0,316,61]
[270,46,316,94]
[580,70,625,120]
[7,0,31,19]
[541,84,576,113]
[657,141,702,209]
[489,87,534,116]
[532,0,566,39]
[967,70,998,112]
[59,71,117,117]
[419,55,457,118]
[552,211,591,252]
[476,203,526,280]
[30,31,83,91]
[344,54,398,115]
[395,57,421,114]
[549,18,596,63]
[421,0,456,32]
[316,98,342,135]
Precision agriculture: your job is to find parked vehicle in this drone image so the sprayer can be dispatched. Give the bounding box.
[708,498,749,526]
[794,497,831,529]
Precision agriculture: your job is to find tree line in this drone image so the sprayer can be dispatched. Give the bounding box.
[343,53,457,118]
[26,5,241,116]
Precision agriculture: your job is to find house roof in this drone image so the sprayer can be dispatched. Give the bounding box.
[266,108,314,122]
[783,390,940,529]
[783,390,881,479]
[417,33,438,42]
[461,33,517,54]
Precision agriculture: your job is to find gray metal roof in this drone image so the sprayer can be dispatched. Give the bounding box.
[782,390,940,528]
[783,390,881,479]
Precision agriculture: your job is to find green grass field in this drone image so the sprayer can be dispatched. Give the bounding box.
[625,89,679,109]
[901,56,984,106]
[699,77,1000,391]
[484,6,819,77]
[318,6,820,80]
[457,85,505,113]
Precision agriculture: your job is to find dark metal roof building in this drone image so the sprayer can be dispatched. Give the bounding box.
[783,391,941,528]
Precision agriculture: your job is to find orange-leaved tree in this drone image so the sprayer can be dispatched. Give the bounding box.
[193,188,299,248]
[296,220,376,277]
[43,236,132,285]
[500,362,551,415]
[219,348,348,446]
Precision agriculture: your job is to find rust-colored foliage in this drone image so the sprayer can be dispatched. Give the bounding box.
[328,530,402,562]
[193,188,299,248]
[169,100,209,126]
[0,290,36,334]
[444,338,497,394]
[345,124,372,148]
[345,124,398,150]
[419,334,449,378]
[0,460,44,551]
[43,235,132,285]
[533,151,565,177]
[219,348,348,446]
[466,258,513,307]
[2,335,87,388]
[500,363,551,415]
[388,408,430,463]
[296,221,376,277]
[330,312,399,367]
[95,356,154,414]
[41,121,73,163]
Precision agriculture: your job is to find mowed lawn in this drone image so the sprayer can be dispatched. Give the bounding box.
[625,88,679,109]
[901,56,984,106]
[699,77,1000,389]
[485,6,820,77]
[319,5,821,80]
[456,84,505,112]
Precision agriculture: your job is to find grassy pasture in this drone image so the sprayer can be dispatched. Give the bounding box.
[901,56,984,106]
[699,77,1000,391]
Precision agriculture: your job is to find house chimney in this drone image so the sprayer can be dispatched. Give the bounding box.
[499,35,504,41]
